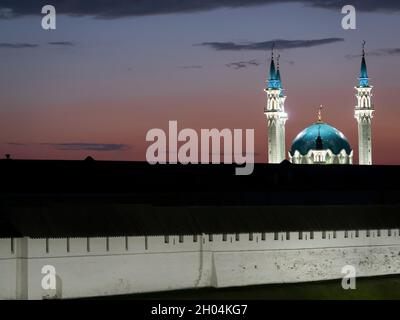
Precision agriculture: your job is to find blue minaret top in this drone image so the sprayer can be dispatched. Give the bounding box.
[359,41,369,87]
[267,44,280,89]
[276,54,284,96]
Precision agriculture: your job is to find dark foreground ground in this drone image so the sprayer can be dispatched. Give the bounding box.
[103,275,400,300]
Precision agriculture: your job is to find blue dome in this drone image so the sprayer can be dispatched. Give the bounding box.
[290,123,352,156]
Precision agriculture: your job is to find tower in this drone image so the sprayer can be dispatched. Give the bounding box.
[265,49,288,163]
[354,41,374,165]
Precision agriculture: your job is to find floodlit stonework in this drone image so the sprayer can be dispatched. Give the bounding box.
[2,229,400,299]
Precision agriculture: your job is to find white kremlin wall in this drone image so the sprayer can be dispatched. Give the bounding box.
[1,229,400,299]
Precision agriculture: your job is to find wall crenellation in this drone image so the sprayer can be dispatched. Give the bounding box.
[1,229,400,258]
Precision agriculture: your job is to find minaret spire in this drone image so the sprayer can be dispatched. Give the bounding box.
[276,54,282,89]
[264,44,288,164]
[362,40,366,56]
[268,43,279,89]
[359,40,369,87]
[271,42,275,58]
[354,40,374,165]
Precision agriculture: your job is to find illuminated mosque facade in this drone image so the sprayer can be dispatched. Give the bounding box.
[265,42,374,165]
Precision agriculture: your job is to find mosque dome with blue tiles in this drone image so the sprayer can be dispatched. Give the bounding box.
[289,122,352,156]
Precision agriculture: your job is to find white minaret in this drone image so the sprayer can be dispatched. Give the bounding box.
[354,41,374,165]
[265,50,288,163]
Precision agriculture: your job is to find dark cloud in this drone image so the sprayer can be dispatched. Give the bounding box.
[0,1,398,19]
[0,7,13,18]
[378,48,400,56]
[6,142,128,151]
[0,42,75,49]
[48,41,74,46]
[179,65,203,69]
[279,58,295,65]
[302,0,400,12]
[226,59,261,69]
[0,43,38,48]
[42,143,129,152]
[6,142,27,146]
[346,48,400,58]
[198,38,344,51]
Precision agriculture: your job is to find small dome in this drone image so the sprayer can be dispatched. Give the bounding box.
[290,123,352,156]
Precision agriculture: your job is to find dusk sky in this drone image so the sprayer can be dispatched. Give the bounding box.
[0,1,399,164]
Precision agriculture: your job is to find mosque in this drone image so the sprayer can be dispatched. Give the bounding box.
[265,42,374,165]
